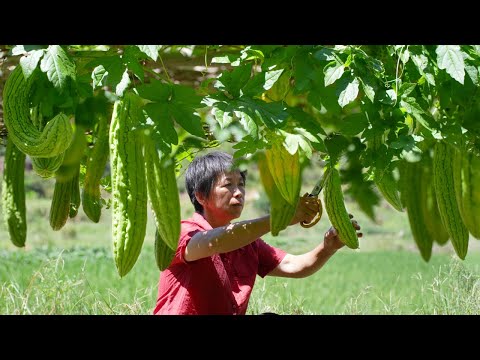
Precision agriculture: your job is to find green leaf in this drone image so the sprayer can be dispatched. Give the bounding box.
[171,84,204,108]
[137,79,171,102]
[234,110,258,139]
[339,113,368,136]
[284,133,300,155]
[214,106,235,129]
[390,134,423,162]
[92,65,108,89]
[284,132,312,158]
[324,61,345,87]
[377,88,397,106]
[314,47,336,62]
[288,107,326,136]
[436,45,465,84]
[411,53,428,72]
[264,69,284,90]
[88,56,127,94]
[325,133,349,162]
[124,46,145,82]
[169,105,204,138]
[12,45,47,55]
[359,76,375,103]
[19,49,45,78]
[294,54,316,92]
[292,127,326,154]
[215,65,252,98]
[400,97,432,130]
[136,45,162,61]
[232,135,265,157]
[465,62,479,86]
[144,103,178,144]
[211,54,240,64]
[337,76,360,108]
[399,83,416,98]
[40,45,76,92]
[138,81,204,138]
[236,98,288,129]
[400,48,410,64]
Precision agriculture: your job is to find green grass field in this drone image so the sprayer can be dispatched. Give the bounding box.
[0,169,479,315]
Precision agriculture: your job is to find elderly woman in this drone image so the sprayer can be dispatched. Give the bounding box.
[153,151,361,315]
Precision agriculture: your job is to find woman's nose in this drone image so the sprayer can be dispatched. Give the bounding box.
[233,187,243,198]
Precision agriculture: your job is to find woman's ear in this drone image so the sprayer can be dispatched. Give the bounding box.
[195,192,206,206]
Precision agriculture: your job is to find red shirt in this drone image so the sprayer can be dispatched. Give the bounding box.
[153,212,287,315]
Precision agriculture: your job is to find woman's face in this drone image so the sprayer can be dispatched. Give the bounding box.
[199,171,245,223]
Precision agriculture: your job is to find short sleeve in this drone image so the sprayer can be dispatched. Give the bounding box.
[171,226,202,265]
[256,239,287,278]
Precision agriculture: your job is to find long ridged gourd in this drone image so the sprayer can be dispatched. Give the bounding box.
[402,160,433,261]
[154,229,176,271]
[2,66,73,157]
[433,142,469,259]
[454,149,480,240]
[48,125,86,229]
[1,138,27,247]
[421,153,449,246]
[49,165,79,230]
[370,135,403,212]
[144,135,181,251]
[110,92,148,277]
[324,167,359,249]
[82,114,110,223]
[265,141,301,206]
[258,152,297,236]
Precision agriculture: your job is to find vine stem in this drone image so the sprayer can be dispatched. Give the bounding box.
[144,67,169,82]
[158,54,172,84]
[393,45,408,106]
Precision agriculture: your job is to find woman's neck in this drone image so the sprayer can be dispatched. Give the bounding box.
[200,210,230,229]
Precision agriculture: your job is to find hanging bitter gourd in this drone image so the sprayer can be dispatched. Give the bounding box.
[154,228,176,271]
[323,166,359,249]
[258,151,297,236]
[421,152,449,246]
[264,141,301,207]
[2,66,73,158]
[369,134,403,212]
[82,114,110,223]
[110,92,148,277]
[402,160,434,261]
[1,138,27,247]
[433,141,469,259]
[144,134,181,251]
[454,149,480,240]
[49,165,79,231]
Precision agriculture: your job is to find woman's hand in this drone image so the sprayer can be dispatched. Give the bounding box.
[324,214,362,252]
[290,193,321,225]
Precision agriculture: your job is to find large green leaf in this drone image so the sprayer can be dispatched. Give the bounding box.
[136,45,162,61]
[20,49,45,78]
[40,45,76,92]
[436,45,465,84]
[337,76,360,108]
[137,80,204,138]
[324,61,345,87]
[89,56,128,96]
